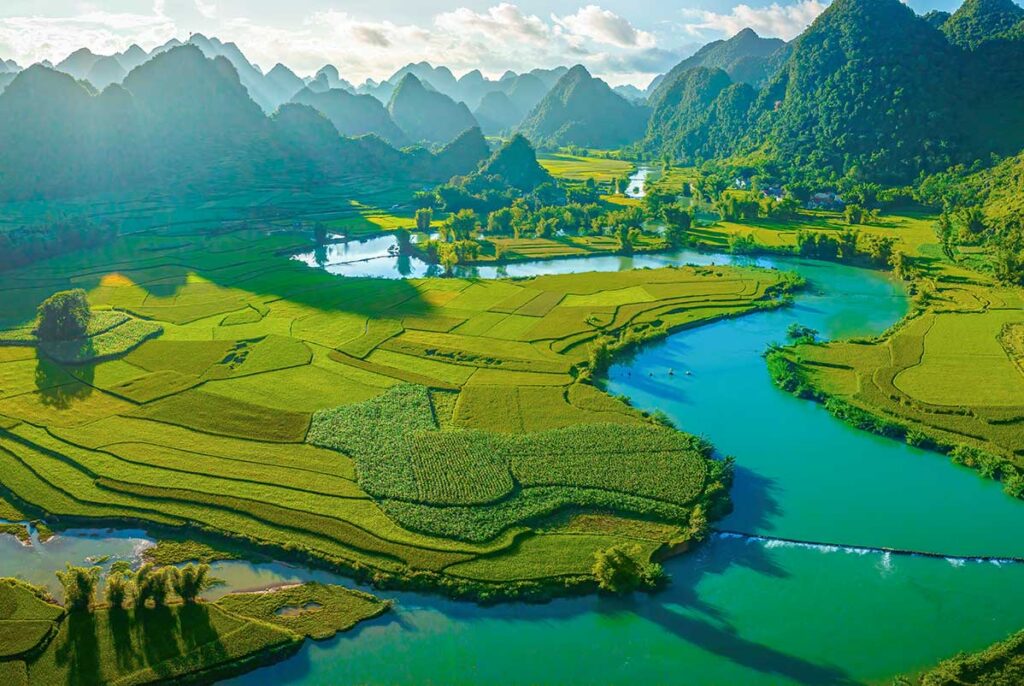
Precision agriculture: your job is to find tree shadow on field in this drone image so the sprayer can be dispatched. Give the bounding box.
[108,607,140,671]
[35,356,94,410]
[135,605,183,670]
[68,228,435,321]
[178,603,222,655]
[55,611,102,686]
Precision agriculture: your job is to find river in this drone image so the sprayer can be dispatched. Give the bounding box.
[10,249,1024,685]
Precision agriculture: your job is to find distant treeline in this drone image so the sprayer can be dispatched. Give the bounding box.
[0,219,116,271]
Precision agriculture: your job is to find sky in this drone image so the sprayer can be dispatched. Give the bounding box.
[0,0,965,87]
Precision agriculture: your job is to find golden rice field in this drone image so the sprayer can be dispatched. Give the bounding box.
[538,154,634,183]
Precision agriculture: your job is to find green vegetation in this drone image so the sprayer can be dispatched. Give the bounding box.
[143,540,240,566]
[0,211,790,598]
[217,582,389,639]
[0,568,390,685]
[901,628,1024,685]
[538,153,634,183]
[55,564,100,612]
[0,573,374,686]
[592,544,665,594]
[34,289,91,341]
[308,384,725,542]
[641,0,1024,186]
[0,562,391,685]
[770,279,1024,496]
[519,66,648,150]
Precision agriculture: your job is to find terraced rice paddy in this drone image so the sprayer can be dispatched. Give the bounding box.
[0,225,791,595]
[784,281,1024,469]
[0,573,385,685]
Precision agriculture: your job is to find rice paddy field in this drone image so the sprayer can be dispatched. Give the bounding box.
[485,234,664,261]
[694,211,937,256]
[0,175,429,239]
[0,222,792,597]
[538,154,634,183]
[780,277,1024,478]
[0,577,385,684]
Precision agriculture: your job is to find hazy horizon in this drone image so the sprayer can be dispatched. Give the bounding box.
[1,0,963,88]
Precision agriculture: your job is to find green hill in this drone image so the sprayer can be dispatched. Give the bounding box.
[644,67,755,163]
[0,45,489,201]
[643,0,1024,184]
[431,127,491,180]
[473,91,525,135]
[387,73,479,145]
[648,28,787,105]
[942,0,1024,47]
[475,134,552,190]
[292,86,408,146]
[518,65,648,149]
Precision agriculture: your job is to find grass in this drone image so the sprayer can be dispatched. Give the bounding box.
[0,216,790,595]
[144,540,240,565]
[217,582,389,640]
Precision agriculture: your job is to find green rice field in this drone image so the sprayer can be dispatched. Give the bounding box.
[780,279,1024,479]
[0,222,791,596]
[0,577,384,684]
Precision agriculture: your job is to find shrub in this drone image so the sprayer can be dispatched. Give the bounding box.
[1003,471,1024,499]
[35,289,91,341]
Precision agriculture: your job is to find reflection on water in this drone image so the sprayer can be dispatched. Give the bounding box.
[293,238,780,280]
[626,167,651,199]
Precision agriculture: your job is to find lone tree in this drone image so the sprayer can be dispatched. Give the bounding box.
[36,289,91,341]
[56,563,101,612]
[415,208,433,233]
[592,545,664,594]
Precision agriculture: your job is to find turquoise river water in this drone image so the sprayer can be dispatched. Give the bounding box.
[7,247,1024,685]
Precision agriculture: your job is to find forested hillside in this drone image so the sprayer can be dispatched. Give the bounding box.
[0,46,488,201]
[643,0,1024,185]
[647,28,786,104]
[519,65,649,149]
[387,73,480,145]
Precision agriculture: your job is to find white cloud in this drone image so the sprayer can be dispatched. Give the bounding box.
[0,2,688,87]
[194,0,217,20]
[435,4,551,45]
[553,5,655,49]
[0,3,175,65]
[682,0,828,41]
[225,3,667,84]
